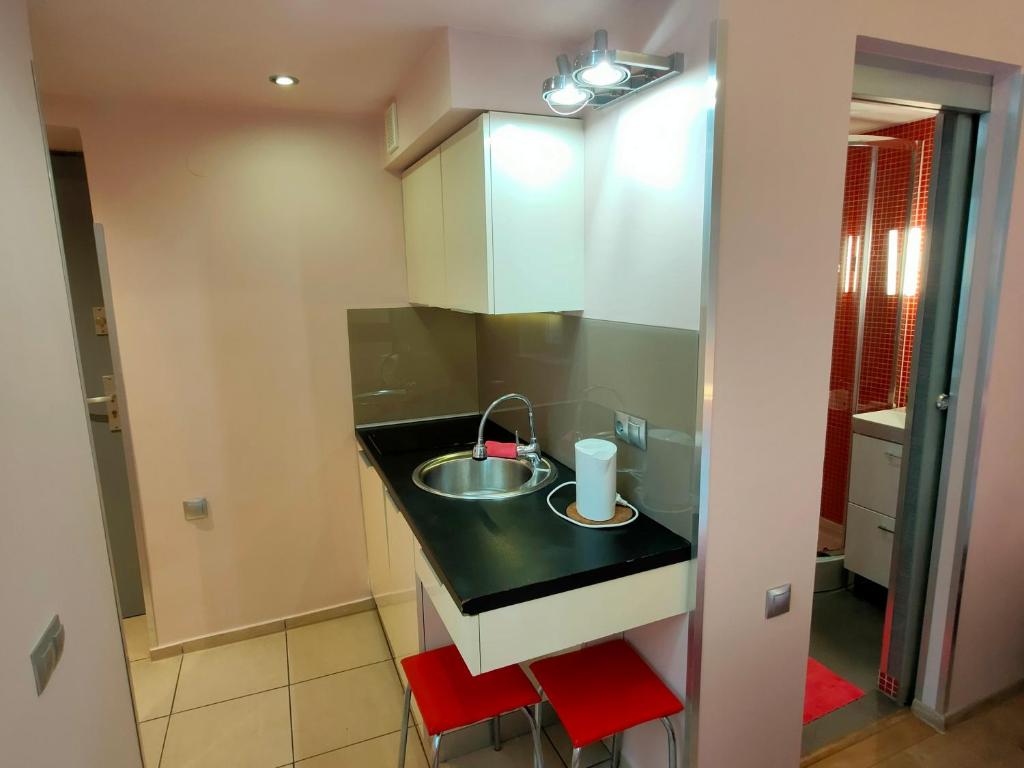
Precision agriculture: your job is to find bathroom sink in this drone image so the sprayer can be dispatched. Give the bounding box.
[412,451,557,500]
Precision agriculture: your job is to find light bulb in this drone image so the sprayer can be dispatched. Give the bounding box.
[547,84,589,107]
[579,61,629,87]
[269,74,298,87]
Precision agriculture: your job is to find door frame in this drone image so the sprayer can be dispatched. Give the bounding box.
[94,223,157,650]
[852,37,1024,725]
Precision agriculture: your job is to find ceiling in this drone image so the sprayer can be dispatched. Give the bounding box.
[28,0,667,115]
[849,100,938,134]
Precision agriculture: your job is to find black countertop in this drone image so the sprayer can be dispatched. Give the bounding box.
[356,415,692,615]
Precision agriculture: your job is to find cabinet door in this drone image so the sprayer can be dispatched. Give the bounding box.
[440,116,491,313]
[401,150,446,306]
[849,434,903,517]
[845,503,895,587]
[356,451,389,600]
[380,490,420,661]
[488,112,584,314]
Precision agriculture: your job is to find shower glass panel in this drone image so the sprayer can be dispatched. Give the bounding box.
[819,130,930,549]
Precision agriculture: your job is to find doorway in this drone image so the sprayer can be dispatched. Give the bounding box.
[50,150,146,620]
[803,100,979,756]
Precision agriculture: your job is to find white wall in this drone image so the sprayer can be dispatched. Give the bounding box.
[574,2,718,764]
[582,1,715,331]
[695,3,855,765]
[43,96,408,648]
[696,0,1024,764]
[0,0,140,764]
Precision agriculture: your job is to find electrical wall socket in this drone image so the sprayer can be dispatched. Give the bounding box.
[613,411,647,450]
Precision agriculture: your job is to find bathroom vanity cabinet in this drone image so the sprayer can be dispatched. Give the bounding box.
[401,112,584,314]
[845,408,906,587]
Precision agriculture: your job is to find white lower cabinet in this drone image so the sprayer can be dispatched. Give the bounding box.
[845,502,895,587]
[379,490,420,662]
[357,451,421,666]
[357,451,389,599]
[415,547,693,675]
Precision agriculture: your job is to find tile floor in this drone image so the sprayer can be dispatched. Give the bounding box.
[803,583,901,756]
[125,609,610,768]
[806,690,1024,767]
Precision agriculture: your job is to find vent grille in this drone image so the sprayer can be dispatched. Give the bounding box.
[385,102,399,154]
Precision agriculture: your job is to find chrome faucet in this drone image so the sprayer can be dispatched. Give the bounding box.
[472,393,541,462]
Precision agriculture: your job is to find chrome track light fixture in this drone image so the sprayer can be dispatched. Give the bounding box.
[541,29,683,115]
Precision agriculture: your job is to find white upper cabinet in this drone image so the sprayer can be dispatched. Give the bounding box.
[401,149,447,307]
[401,112,584,314]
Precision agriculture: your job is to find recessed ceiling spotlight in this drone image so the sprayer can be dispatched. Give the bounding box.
[574,30,630,88]
[269,74,299,87]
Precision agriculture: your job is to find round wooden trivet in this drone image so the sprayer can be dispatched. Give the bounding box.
[565,502,636,527]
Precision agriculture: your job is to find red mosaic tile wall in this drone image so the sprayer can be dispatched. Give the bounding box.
[819,118,935,527]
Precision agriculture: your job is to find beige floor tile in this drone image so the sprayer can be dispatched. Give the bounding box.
[543,721,610,768]
[131,655,182,722]
[173,632,288,712]
[295,730,428,768]
[442,732,562,767]
[138,716,168,768]
[287,611,391,683]
[123,615,151,662]
[161,687,293,768]
[291,661,407,760]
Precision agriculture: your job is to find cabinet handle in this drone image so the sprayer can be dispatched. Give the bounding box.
[877,524,895,534]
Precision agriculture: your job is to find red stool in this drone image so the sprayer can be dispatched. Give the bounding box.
[530,639,683,768]
[399,644,544,768]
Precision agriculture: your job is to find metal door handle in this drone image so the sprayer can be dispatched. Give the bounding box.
[86,394,115,405]
[878,524,895,534]
[936,393,950,411]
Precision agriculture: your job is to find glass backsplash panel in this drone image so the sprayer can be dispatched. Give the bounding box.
[476,313,700,541]
[347,307,478,426]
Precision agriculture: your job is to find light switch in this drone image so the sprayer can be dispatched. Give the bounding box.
[183,498,208,521]
[765,583,791,619]
[30,614,65,695]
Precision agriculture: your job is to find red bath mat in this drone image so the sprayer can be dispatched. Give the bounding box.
[803,658,865,724]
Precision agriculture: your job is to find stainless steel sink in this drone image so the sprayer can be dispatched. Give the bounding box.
[412,451,557,500]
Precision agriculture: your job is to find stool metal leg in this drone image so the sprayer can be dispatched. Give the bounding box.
[570,747,582,768]
[660,716,678,768]
[491,715,502,751]
[611,732,623,768]
[397,685,412,768]
[520,705,544,768]
[431,734,443,768]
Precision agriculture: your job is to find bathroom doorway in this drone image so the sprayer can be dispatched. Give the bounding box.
[48,146,148,622]
[803,99,979,755]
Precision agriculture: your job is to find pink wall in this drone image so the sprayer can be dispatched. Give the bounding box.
[0,0,140,762]
[43,96,408,647]
[696,4,856,765]
[698,0,1024,763]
